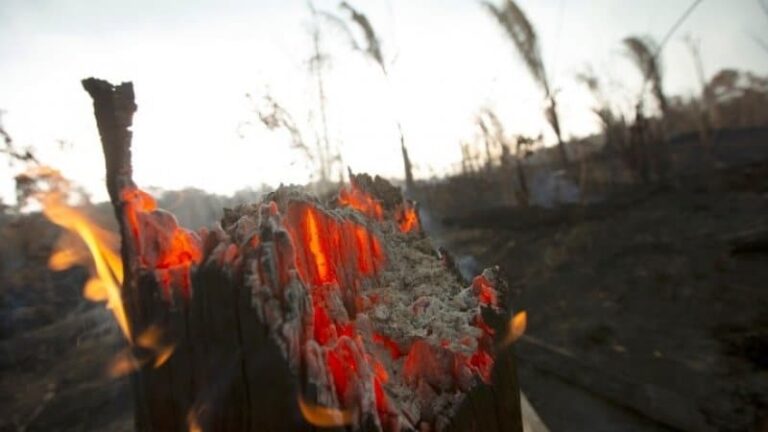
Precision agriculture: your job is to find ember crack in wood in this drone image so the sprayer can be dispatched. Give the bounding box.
[82,77,523,432]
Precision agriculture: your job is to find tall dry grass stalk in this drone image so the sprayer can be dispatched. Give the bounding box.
[623,36,668,117]
[309,5,335,185]
[575,68,616,134]
[575,67,630,185]
[624,35,677,181]
[684,35,715,154]
[752,0,768,53]
[324,1,414,192]
[475,108,533,206]
[481,0,568,168]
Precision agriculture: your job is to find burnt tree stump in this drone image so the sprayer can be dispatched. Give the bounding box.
[82,77,523,432]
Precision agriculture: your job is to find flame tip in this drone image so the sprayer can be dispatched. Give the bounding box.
[297,395,355,427]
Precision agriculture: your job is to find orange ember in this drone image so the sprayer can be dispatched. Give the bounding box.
[305,207,333,284]
[472,274,498,307]
[372,332,403,360]
[278,201,395,417]
[338,185,384,220]
[286,203,384,289]
[468,350,494,382]
[396,203,420,234]
[121,186,202,297]
[122,187,157,249]
[156,228,203,269]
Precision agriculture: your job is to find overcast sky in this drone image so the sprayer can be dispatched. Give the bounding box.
[1,0,767,203]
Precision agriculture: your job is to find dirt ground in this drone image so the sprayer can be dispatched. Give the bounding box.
[435,161,768,431]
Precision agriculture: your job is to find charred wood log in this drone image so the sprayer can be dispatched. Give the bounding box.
[82,77,523,432]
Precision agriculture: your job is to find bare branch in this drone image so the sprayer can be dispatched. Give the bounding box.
[0,111,39,167]
[255,94,315,165]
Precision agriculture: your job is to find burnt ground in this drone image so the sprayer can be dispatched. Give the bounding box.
[434,161,768,432]
[0,213,133,431]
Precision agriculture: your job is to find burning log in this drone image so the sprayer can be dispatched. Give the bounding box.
[82,77,523,432]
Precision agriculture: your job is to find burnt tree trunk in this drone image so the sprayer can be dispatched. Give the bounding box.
[82,77,523,432]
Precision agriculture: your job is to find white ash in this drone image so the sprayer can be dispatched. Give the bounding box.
[358,221,490,429]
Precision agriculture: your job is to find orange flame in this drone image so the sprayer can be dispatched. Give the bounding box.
[500,310,527,347]
[36,177,129,339]
[136,324,176,367]
[297,396,354,428]
[107,325,176,377]
[107,348,142,377]
[32,168,182,369]
[187,406,204,432]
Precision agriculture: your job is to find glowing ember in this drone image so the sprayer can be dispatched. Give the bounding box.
[372,332,403,360]
[396,202,420,234]
[472,274,498,307]
[121,186,202,298]
[122,187,157,247]
[304,206,334,284]
[285,202,384,290]
[275,200,397,418]
[338,184,384,220]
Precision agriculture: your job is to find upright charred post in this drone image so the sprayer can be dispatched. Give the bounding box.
[84,78,522,432]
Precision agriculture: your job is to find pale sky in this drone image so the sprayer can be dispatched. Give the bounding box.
[1,0,767,203]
